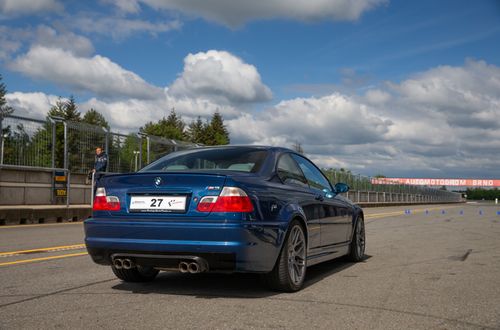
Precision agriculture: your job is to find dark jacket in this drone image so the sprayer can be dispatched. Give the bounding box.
[94,152,108,172]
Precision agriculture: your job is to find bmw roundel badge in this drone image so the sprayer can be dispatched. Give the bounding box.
[154,177,162,187]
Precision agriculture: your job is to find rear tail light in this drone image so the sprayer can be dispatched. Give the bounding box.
[197,187,254,213]
[93,187,121,211]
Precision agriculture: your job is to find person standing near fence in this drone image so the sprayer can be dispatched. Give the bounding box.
[93,147,108,173]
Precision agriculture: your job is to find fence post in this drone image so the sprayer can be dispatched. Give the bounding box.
[50,118,56,168]
[105,128,109,156]
[146,136,150,165]
[66,170,71,208]
[0,115,3,165]
[63,121,68,169]
[138,134,143,169]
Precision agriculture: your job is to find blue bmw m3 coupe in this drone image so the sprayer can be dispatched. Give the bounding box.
[84,146,365,291]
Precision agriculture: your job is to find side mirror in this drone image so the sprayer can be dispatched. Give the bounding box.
[334,182,349,194]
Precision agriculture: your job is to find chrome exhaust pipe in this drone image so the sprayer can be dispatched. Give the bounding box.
[113,258,123,269]
[188,262,200,274]
[179,261,189,273]
[122,259,134,270]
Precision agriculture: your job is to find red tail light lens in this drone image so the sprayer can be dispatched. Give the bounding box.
[93,188,121,211]
[197,187,254,213]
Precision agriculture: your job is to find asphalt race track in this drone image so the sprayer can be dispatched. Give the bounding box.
[1,203,499,329]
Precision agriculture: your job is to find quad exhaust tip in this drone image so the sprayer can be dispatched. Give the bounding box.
[187,262,200,273]
[113,258,123,269]
[112,255,208,273]
[179,261,189,273]
[113,258,135,270]
[178,261,206,273]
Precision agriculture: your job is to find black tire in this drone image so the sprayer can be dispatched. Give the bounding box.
[111,265,159,282]
[348,216,365,262]
[263,220,307,292]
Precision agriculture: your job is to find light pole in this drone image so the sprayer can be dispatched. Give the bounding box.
[133,150,140,172]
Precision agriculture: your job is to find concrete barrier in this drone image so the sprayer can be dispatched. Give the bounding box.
[0,166,92,225]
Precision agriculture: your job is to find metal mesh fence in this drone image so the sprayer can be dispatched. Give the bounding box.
[65,121,107,173]
[0,115,54,167]
[107,132,142,173]
[146,135,176,164]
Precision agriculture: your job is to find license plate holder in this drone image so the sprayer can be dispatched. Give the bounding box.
[129,195,187,213]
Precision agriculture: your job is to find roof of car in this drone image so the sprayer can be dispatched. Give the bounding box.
[189,145,295,153]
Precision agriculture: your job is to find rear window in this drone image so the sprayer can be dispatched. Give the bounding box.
[140,147,268,173]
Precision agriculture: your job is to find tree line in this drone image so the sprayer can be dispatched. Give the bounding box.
[464,188,500,201]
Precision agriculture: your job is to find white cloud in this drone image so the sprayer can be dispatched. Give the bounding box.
[81,93,239,131]
[34,26,94,57]
[0,25,94,61]
[0,0,62,15]
[5,92,61,119]
[70,16,181,40]
[101,0,141,14]
[391,59,500,129]
[227,93,392,148]
[364,89,391,105]
[136,0,387,27]
[226,59,500,177]
[9,46,162,99]
[169,50,272,104]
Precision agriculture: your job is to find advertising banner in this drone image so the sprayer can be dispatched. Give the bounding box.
[370,178,500,187]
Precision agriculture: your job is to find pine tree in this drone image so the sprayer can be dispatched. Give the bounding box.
[0,74,14,118]
[165,108,185,133]
[141,108,186,141]
[47,96,81,121]
[82,108,110,130]
[206,111,229,145]
[187,116,206,144]
[47,96,81,168]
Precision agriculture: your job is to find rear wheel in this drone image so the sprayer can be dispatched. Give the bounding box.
[348,216,365,262]
[263,220,307,292]
[111,265,159,282]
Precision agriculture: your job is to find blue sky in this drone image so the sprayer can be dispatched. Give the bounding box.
[1,0,500,178]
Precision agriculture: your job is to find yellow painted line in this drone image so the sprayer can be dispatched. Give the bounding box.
[0,252,88,267]
[0,244,85,257]
[0,222,83,229]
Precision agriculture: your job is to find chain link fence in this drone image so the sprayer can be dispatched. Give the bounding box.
[107,132,142,173]
[0,114,197,174]
[0,115,55,167]
[65,120,107,173]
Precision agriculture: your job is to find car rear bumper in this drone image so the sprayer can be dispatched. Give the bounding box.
[84,218,287,272]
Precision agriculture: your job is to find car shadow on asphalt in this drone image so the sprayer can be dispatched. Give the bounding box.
[111,255,372,298]
[303,255,372,289]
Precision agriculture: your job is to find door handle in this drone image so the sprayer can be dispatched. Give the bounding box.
[315,194,324,201]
